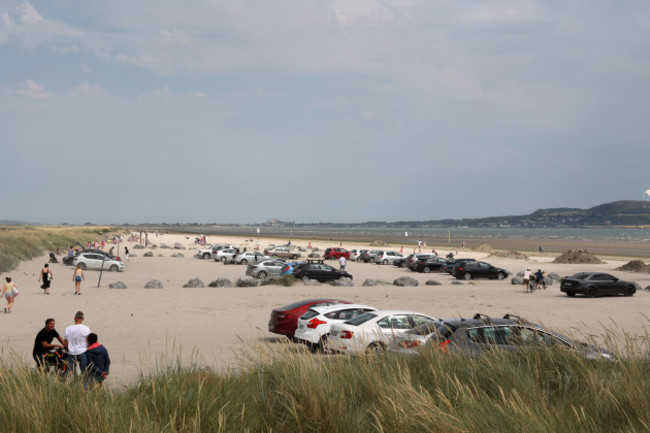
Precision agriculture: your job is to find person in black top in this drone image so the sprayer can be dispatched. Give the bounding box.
[33,318,65,368]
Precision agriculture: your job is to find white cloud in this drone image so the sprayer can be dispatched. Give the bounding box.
[159,28,190,45]
[53,44,79,53]
[19,1,42,25]
[115,53,161,68]
[16,79,51,98]
[80,63,91,72]
[69,83,107,98]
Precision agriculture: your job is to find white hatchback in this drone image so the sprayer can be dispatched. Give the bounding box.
[328,310,438,355]
[73,253,125,272]
[294,304,377,351]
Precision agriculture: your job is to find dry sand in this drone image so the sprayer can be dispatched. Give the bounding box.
[2,233,649,388]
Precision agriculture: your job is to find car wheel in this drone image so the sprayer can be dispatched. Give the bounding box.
[496,272,505,280]
[241,259,248,265]
[566,292,576,297]
[78,263,86,270]
[463,272,472,280]
[586,287,597,298]
[370,258,375,263]
[110,265,118,272]
[423,266,431,273]
[220,257,227,263]
[292,255,298,259]
[400,262,406,268]
[382,259,389,265]
[356,257,362,262]
[258,271,267,279]
[365,342,385,356]
[202,253,210,259]
[312,334,328,353]
[624,286,635,297]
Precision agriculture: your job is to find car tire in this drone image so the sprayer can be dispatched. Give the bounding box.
[221,257,227,263]
[566,291,576,297]
[109,265,118,272]
[312,335,328,353]
[202,253,211,259]
[241,259,248,265]
[586,287,597,298]
[365,342,385,355]
[462,272,472,280]
[496,272,505,280]
[78,263,86,270]
[423,266,431,273]
[624,286,635,297]
[382,259,389,265]
[258,271,267,279]
[400,262,406,268]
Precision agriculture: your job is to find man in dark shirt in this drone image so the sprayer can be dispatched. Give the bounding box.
[33,318,65,368]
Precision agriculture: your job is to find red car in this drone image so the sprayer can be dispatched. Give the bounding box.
[323,247,350,260]
[268,299,351,338]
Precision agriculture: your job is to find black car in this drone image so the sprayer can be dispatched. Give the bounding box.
[441,258,476,274]
[560,272,636,298]
[413,256,450,273]
[293,261,353,282]
[390,313,615,361]
[453,261,508,280]
[393,255,410,268]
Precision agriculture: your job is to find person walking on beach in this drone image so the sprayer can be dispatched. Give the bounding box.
[85,333,110,384]
[124,246,129,261]
[64,311,90,375]
[339,255,347,271]
[33,318,65,369]
[1,277,19,313]
[39,263,53,295]
[73,265,85,295]
[539,246,544,255]
[523,268,532,293]
[534,269,546,290]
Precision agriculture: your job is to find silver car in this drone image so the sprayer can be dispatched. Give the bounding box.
[245,260,287,279]
[72,253,125,272]
[375,251,404,265]
[212,248,238,262]
[234,251,270,265]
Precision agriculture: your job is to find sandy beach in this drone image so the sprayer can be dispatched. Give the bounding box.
[2,232,649,388]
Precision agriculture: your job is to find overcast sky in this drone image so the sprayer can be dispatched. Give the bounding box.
[1,1,649,224]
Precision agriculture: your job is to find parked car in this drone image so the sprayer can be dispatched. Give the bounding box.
[375,251,404,265]
[63,249,120,265]
[233,251,270,265]
[453,261,509,280]
[264,247,300,260]
[198,244,236,259]
[72,253,125,272]
[328,310,438,356]
[388,313,615,361]
[407,254,439,270]
[441,258,476,274]
[359,249,383,263]
[560,272,636,298]
[212,248,238,262]
[293,261,353,282]
[323,247,350,260]
[280,261,303,276]
[393,255,410,268]
[294,304,378,351]
[245,260,287,279]
[268,299,352,338]
[350,249,367,261]
[413,256,450,273]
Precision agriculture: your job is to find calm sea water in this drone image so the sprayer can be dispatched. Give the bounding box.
[197,226,650,243]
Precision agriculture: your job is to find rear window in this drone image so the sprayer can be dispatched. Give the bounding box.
[301,309,319,320]
[345,312,378,326]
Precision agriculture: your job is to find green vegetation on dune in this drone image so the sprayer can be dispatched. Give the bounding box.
[0,226,122,274]
[1,345,649,432]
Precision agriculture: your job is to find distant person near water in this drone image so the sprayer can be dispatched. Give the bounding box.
[1,277,19,313]
[73,265,85,295]
[39,263,53,295]
[539,246,544,255]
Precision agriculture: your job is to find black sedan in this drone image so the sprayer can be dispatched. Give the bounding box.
[413,256,449,273]
[293,262,353,282]
[560,272,636,298]
[453,261,509,280]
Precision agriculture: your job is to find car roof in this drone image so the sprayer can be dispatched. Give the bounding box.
[370,309,433,316]
[308,304,377,314]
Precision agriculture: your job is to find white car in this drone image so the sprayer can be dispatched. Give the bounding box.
[234,251,270,265]
[349,249,367,261]
[294,304,378,351]
[198,244,236,259]
[212,248,238,262]
[73,252,126,272]
[328,310,438,355]
[375,251,404,265]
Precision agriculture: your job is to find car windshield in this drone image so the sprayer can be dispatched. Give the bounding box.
[345,312,378,326]
[568,272,592,280]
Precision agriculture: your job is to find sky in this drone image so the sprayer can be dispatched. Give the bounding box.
[1,0,649,224]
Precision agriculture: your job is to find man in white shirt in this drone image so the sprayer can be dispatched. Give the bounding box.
[339,255,347,271]
[64,311,91,374]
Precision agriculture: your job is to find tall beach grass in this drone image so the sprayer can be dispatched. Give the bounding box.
[1,334,649,433]
[0,226,122,273]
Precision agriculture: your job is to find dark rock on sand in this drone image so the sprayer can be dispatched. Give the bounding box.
[236,278,258,287]
[183,278,205,288]
[362,279,379,287]
[144,280,163,289]
[209,278,232,288]
[393,276,418,287]
[143,251,153,257]
[109,281,127,289]
[330,278,354,287]
[425,280,442,286]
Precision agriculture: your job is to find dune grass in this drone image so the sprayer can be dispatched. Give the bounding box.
[0,226,122,274]
[1,339,649,433]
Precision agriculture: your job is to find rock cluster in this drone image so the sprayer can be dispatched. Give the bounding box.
[209,278,232,288]
[144,280,163,289]
[393,276,418,287]
[183,278,205,288]
[109,281,127,289]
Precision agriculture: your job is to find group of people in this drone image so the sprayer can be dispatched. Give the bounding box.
[32,311,110,383]
[522,268,546,292]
